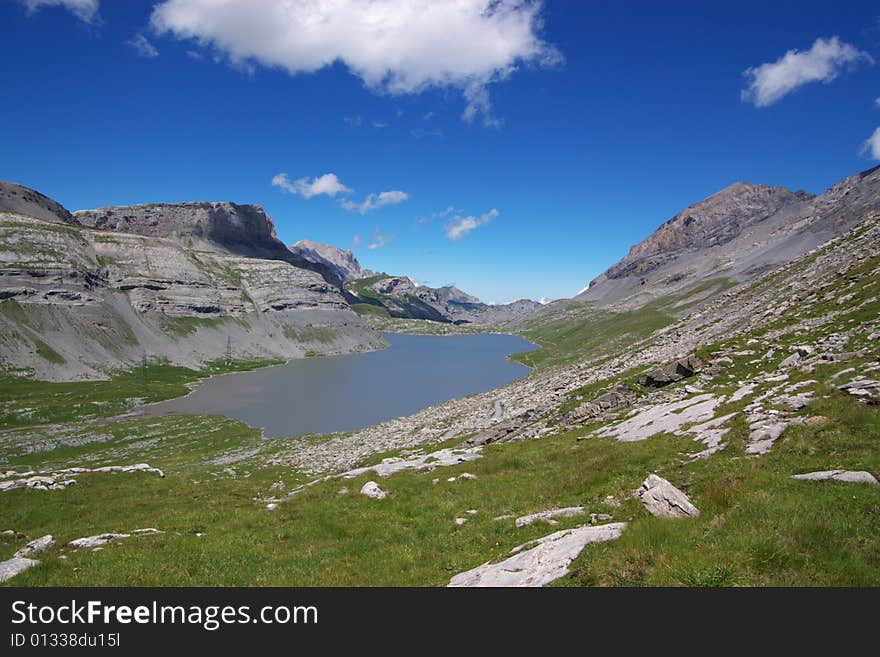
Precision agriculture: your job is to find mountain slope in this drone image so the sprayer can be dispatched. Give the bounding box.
[289,239,371,282]
[74,202,345,288]
[347,274,542,325]
[0,185,383,380]
[577,166,880,309]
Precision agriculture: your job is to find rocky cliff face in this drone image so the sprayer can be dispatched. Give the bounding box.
[289,240,371,282]
[0,185,383,380]
[604,182,813,280]
[578,166,880,308]
[74,202,344,288]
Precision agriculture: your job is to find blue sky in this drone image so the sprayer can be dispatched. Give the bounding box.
[1,1,879,303]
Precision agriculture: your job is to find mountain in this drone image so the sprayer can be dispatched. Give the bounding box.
[289,239,372,282]
[347,274,542,324]
[287,239,542,324]
[578,166,880,309]
[74,202,345,288]
[0,183,383,380]
[0,181,77,225]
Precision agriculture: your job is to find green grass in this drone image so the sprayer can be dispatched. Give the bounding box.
[1,386,877,586]
[282,325,339,343]
[159,315,228,337]
[32,338,65,365]
[350,303,391,318]
[0,357,282,429]
[511,305,672,369]
[1,229,878,586]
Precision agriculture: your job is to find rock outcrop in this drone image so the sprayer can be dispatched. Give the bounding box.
[637,474,700,518]
[448,522,626,587]
[578,165,880,309]
[74,201,343,287]
[0,556,40,583]
[289,239,371,282]
[0,183,383,380]
[14,535,54,558]
[791,470,879,485]
[515,506,585,528]
[638,355,703,388]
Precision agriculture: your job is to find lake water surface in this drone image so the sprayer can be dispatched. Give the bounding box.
[144,332,536,437]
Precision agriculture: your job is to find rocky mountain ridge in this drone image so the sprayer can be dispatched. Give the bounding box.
[74,201,345,288]
[579,165,880,309]
[0,182,383,380]
[348,273,542,324]
[288,239,373,282]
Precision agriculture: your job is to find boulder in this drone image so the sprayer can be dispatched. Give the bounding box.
[566,384,635,423]
[360,481,387,499]
[638,355,703,388]
[637,474,700,518]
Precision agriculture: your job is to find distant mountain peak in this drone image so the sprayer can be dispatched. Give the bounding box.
[289,240,370,282]
[604,181,812,281]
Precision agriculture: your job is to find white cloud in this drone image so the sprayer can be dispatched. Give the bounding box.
[344,116,363,127]
[352,234,362,248]
[372,121,388,129]
[127,34,159,58]
[272,172,352,198]
[341,190,409,214]
[862,127,880,160]
[150,0,560,126]
[417,205,457,224]
[445,208,498,241]
[367,228,393,250]
[21,0,98,22]
[875,97,880,108]
[742,37,872,107]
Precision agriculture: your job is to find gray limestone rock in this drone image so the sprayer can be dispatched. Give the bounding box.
[637,474,700,518]
[791,470,879,485]
[515,506,586,528]
[359,481,387,500]
[0,557,40,583]
[14,535,54,558]
[448,523,626,587]
[638,355,704,388]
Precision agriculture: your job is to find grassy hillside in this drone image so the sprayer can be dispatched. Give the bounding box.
[1,223,878,587]
[509,277,735,369]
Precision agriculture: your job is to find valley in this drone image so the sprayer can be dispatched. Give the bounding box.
[1,166,879,587]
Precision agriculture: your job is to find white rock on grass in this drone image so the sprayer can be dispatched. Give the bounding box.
[448,522,626,587]
[637,474,700,518]
[515,506,586,528]
[14,535,54,558]
[359,481,387,499]
[0,557,40,583]
[594,394,721,443]
[791,470,879,485]
[342,447,482,479]
[746,421,787,455]
[68,529,163,549]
